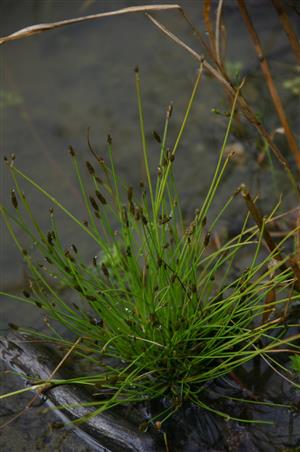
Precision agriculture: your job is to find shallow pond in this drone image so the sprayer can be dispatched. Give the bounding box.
[0,0,300,450]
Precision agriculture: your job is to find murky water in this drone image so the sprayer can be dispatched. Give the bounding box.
[0,0,299,450]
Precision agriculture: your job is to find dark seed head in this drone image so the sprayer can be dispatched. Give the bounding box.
[23,290,30,298]
[169,153,175,162]
[167,103,173,119]
[86,295,97,301]
[92,256,97,267]
[89,196,99,211]
[101,263,109,278]
[68,145,76,156]
[204,232,211,247]
[11,189,18,209]
[134,65,139,73]
[107,134,112,145]
[71,244,78,254]
[142,215,148,225]
[47,231,55,246]
[135,207,141,221]
[95,190,107,205]
[86,161,95,176]
[64,249,75,262]
[8,323,19,330]
[35,301,42,309]
[152,130,161,143]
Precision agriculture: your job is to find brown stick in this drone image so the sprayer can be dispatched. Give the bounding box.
[271,0,300,65]
[237,0,300,172]
[215,0,225,69]
[203,0,217,60]
[0,4,181,45]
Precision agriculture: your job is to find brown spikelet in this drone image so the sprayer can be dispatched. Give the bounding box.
[95,190,107,205]
[167,103,173,119]
[68,145,76,156]
[101,263,109,278]
[11,189,18,209]
[204,232,211,247]
[47,231,55,246]
[95,176,103,184]
[86,161,96,175]
[152,130,161,143]
[89,196,99,211]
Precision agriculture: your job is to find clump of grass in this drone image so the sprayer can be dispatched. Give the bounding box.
[1,66,300,427]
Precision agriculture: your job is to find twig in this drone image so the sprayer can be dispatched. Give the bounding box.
[237,0,300,172]
[215,0,224,68]
[203,0,216,60]
[0,4,181,45]
[271,0,300,65]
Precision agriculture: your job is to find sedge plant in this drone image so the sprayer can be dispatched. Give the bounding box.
[1,66,300,427]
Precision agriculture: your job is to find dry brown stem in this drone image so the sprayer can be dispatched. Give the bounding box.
[271,0,300,65]
[0,4,180,45]
[215,0,225,68]
[237,0,300,172]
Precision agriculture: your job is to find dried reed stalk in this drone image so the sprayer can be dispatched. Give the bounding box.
[215,0,225,68]
[271,0,300,65]
[0,4,180,45]
[203,0,217,60]
[237,0,300,173]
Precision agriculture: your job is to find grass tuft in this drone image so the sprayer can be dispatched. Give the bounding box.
[1,69,300,427]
